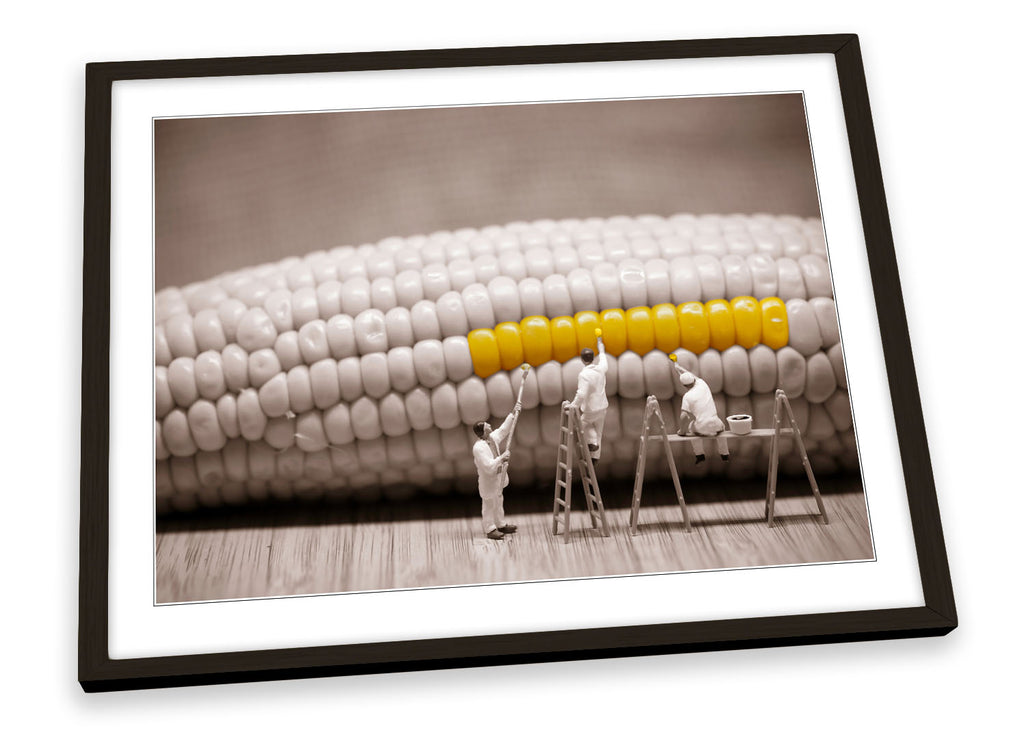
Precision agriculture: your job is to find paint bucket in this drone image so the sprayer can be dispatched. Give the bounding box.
[727,414,752,435]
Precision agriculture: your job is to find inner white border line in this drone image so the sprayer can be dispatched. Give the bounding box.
[152,87,877,608]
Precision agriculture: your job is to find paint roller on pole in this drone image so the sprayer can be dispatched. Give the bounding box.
[503,363,531,454]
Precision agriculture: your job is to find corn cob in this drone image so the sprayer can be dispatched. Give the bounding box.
[154,213,856,513]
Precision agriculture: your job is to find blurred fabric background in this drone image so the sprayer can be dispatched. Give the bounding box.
[155,94,820,289]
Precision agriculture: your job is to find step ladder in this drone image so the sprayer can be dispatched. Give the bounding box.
[552,403,610,543]
[628,396,691,535]
[628,390,830,534]
[765,389,829,527]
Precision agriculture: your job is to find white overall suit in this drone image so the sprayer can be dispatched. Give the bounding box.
[570,340,609,460]
[674,364,729,458]
[473,413,515,533]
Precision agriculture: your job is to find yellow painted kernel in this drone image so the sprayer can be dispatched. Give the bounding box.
[677,302,710,354]
[574,311,601,354]
[651,303,681,353]
[706,299,735,351]
[467,329,501,378]
[760,297,789,349]
[731,296,762,348]
[467,297,794,376]
[494,321,525,370]
[520,315,553,366]
[599,309,628,356]
[550,316,578,363]
[625,306,655,355]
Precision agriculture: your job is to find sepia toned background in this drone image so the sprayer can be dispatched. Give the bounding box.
[155,94,819,289]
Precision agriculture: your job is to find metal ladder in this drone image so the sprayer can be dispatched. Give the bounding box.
[765,389,829,527]
[552,403,610,543]
[628,396,691,535]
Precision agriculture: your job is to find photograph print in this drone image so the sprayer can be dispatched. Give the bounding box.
[153,92,872,604]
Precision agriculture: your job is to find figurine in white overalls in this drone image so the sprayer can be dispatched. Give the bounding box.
[472,401,522,540]
[672,360,730,464]
[568,330,609,468]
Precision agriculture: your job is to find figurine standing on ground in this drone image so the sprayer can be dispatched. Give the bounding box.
[671,359,730,464]
[472,401,523,540]
[569,330,608,468]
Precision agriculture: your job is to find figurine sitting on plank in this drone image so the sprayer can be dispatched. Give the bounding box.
[670,355,730,465]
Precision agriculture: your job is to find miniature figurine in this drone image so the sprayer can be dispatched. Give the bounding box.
[569,328,608,468]
[670,355,730,464]
[472,400,523,540]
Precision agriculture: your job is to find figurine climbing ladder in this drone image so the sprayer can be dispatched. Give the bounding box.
[628,396,691,535]
[552,403,610,543]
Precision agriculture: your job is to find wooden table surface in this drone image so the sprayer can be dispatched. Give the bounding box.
[156,475,873,603]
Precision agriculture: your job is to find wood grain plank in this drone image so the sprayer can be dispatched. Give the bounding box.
[156,484,873,603]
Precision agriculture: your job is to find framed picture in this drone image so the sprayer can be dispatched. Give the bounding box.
[80,33,955,692]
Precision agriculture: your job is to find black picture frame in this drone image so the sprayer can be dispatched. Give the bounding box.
[80,33,956,692]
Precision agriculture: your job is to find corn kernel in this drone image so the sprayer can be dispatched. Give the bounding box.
[550,316,578,363]
[467,328,501,378]
[677,302,710,354]
[625,306,655,355]
[494,321,525,370]
[705,299,735,351]
[651,303,680,353]
[520,315,553,366]
[730,296,762,348]
[574,311,601,353]
[761,297,789,349]
[598,309,628,356]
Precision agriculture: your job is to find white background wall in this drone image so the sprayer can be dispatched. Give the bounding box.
[1,1,1018,733]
